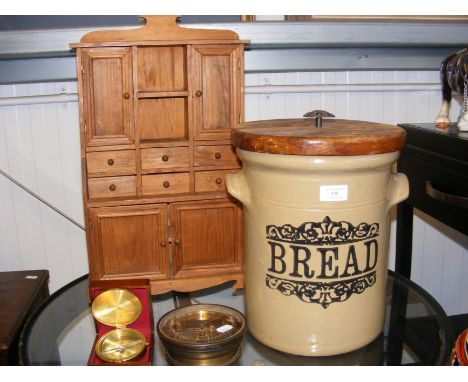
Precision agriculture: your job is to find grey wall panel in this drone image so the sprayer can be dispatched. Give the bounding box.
[0,47,461,84]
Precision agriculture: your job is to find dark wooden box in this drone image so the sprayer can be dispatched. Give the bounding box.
[0,270,49,365]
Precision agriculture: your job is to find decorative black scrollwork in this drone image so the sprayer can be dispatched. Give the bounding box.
[265,272,377,309]
[266,216,379,245]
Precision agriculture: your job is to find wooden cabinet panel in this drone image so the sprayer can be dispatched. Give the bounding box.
[82,48,134,146]
[138,97,188,142]
[201,54,230,130]
[88,176,136,199]
[88,205,170,279]
[193,145,240,168]
[171,200,242,278]
[195,170,239,193]
[191,45,242,140]
[137,46,187,91]
[86,150,136,176]
[142,173,190,195]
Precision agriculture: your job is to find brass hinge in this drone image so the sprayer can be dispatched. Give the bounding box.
[81,65,85,75]
[237,58,241,71]
[83,121,87,133]
[239,114,242,123]
[88,218,92,230]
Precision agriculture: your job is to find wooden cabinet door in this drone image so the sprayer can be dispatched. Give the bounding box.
[88,204,169,280]
[171,199,243,278]
[81,47,134,146]
[190,45,243,140]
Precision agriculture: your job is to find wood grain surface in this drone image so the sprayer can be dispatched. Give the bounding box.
[86,150,136,177]
[137,46,187,92]
[138,97,188,141]
[76,16,239,44]
[88,205,170,280]
[194,169,239,193]
[141,147,190,172]
[232,118,406,156]
[142,173,190,195]
[170,199,243,279]
[193,144,241,167]
[81,48,134,146]
[191,45,242,140]
[88,176,136,199]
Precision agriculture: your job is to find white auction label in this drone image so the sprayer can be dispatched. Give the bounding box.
[216,324,234,333]
[320,185,348,201]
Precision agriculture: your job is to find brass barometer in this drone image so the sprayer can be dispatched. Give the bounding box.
[91,288,146,363]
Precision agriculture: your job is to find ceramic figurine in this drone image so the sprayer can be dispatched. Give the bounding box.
[450,328,468,366]
[435,48,468,131]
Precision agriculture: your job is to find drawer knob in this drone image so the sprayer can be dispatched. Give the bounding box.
[195,90,203,97]
[215,177,223,185]
[107,158,114,166]
[109,184,117,191]
[215,152,222,160]
[160,241,167,247]
[174,239,180,245]
[123,92,131,99]
[162,155,169,162]
[163,181,170,188]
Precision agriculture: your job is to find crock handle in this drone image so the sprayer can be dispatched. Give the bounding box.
[387,172,409,210]
[226,171,251,208]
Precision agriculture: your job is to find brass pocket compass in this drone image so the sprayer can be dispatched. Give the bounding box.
[91,288,146,363]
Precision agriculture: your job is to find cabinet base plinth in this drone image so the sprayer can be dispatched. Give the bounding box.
[150,273,244,295]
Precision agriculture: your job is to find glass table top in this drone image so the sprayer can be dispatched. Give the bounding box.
[19,270,452,366]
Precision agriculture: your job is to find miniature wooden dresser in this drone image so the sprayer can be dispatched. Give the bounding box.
[71,16,247,294]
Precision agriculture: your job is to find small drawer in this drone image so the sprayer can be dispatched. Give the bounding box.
[195,170,238,193]
[88,176,136,199]
[141,147,189,172]
[401,154,468,234]
[86,150,136,176]
[404,155,468,206]
[194,145,240,168]
[142,173,190,195]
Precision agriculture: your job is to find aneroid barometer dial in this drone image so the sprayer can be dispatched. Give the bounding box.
[95,328,146,363]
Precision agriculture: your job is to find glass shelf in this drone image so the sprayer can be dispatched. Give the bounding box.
[19,270,452,366]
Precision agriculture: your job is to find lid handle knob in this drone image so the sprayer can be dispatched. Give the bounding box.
[303,110,335,128]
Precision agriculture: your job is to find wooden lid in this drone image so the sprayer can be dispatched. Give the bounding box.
[232,118,406,156]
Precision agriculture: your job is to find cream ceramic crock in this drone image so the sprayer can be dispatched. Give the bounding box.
[226,116,409,356]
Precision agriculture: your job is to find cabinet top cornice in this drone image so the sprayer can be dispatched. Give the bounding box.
[70,16,246,47]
